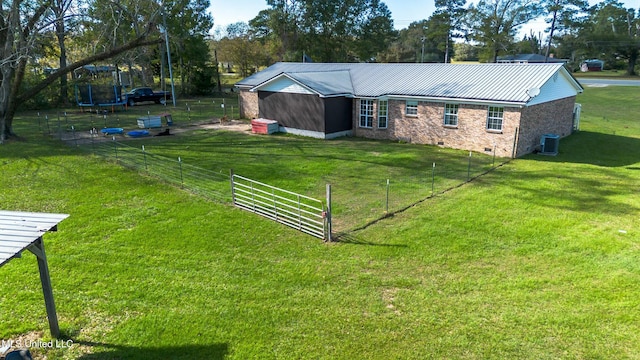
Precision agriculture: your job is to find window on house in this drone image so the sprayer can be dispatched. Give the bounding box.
[487,106,504,131]
[406,100,418,116]
[444,103,459,126]
[359,99,374,128]
[378,100,388,128]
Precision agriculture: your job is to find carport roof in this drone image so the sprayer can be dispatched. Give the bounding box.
[236,62,583,105]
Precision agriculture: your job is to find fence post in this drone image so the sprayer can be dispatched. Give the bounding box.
[56,112,61,140]
[230,169,235,204]
[431,162,436,196]
[325,184,332,242]
[385,179,390,214]
[273,188,278,221]
[142,145,148,171]
[178,157,184,188]
[223,98,227,117]
[71,126,77,147]
[297,195,302,230]
[45,115,50,135]
[467,151,472,181]
[113,136,118,161]
[493,144,496,168]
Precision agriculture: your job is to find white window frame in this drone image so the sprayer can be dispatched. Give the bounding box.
[444,103,459,127]
[486,106,504,131]
[359,99,374,128]
[405,100,418,117]
[378,100,388,129]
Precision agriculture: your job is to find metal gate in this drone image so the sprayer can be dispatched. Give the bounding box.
[231,173,328,240]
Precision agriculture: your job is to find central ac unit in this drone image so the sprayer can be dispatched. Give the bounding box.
[540,134,560,155]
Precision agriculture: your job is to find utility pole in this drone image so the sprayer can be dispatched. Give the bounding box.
[161,4,176,107]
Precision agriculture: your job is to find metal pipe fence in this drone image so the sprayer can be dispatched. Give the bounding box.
[231,173,327,240]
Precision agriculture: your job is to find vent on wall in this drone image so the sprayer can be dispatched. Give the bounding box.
[540,134,560,156]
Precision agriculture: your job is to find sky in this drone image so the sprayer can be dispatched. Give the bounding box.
[208,0,640,39]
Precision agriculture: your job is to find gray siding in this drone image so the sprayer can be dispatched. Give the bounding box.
[324,97,352,134]
[259,91,325,132]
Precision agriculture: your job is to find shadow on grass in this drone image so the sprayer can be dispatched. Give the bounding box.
[73,341,228,360]
[333,232,408,247]
[529,131,640,167]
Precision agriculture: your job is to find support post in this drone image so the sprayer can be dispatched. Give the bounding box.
[385,179,390,213]
[142,145,148,171]
[325,184,332,242]
[178,157,184,188]
[512,127,519,158]
[467,151,472,181]
[230,169,235,204]
[493,144,496,167]
[431,162,436,196]
[28,238,60,338]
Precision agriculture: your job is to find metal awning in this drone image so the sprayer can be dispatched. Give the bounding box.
[0,210,69,338]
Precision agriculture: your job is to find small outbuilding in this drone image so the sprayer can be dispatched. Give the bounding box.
[581,59,605,72]
[236,62,583,158]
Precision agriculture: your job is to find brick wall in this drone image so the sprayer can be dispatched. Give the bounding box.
[352,99,523,158]
[516,96,576,157]
[239,89,259,119]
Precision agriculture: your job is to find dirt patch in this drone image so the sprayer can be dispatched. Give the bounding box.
[59,119,252,145]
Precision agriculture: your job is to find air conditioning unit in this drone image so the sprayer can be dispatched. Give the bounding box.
[540,134,560,156]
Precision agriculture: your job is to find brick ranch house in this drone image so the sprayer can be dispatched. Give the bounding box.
[236,62,584,158]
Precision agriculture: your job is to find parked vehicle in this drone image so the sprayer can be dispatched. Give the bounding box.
[125,87,171,106]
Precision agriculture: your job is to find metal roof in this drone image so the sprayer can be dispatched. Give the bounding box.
[286,70,354,96]
[237,62,583,105]
[0,210,68,266]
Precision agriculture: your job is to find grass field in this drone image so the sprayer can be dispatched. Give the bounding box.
[1,85,640,359]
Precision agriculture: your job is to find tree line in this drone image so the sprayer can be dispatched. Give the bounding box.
[0,0,639,142]
[216,0,640,77]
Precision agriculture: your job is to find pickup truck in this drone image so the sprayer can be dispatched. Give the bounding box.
[125,87,171,106]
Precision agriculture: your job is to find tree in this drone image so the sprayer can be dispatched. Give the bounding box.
[0,0,162,143]
[582,1,639,75]
[452,42,480,61]
[299,0,395,62]
[250,0,395,63]
[433,0,467,63]
[216,22,263,77]
[513,32,543,54]
[542,0,588,60]
[466,0,543,62]
[163,0,214,95]
[50,0,76,104]
[377,20,426,62]
[249,1,304,61]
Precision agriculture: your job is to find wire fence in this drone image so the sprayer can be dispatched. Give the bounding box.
[329,152,502,233]
[28,96,240,140]
[17,100,507,237]
[87,139,232,203]
[79,137,504,235]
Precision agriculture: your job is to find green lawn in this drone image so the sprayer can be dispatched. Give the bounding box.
[573,69,639,79]
[1,86,640,359]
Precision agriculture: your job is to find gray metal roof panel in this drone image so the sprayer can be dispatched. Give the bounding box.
[286,70,354,96]
[237,62,578,104]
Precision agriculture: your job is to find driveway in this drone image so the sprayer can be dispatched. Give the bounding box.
[578,78,640,87]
